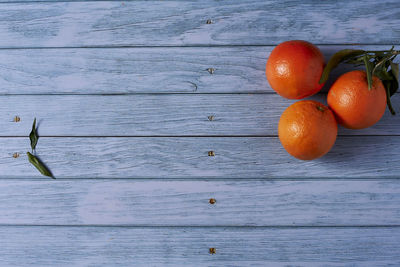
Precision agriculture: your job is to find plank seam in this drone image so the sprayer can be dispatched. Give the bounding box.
[0,92,397,96]
[0,135,398,138]
[1,177,400,181]
[0,0,167,3]
[0,224,399,228]
[0,93,281,96]
[0,44,397,50]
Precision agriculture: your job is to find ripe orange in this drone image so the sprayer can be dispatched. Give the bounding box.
[327,70,387,129]
[266,40,325,99]
[278,100,337,160]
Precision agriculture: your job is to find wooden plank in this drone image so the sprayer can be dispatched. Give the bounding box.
[1,45,396,94]
[0,46,268,94]
[0,226,399,265]
[2,136,399,178]
[2,94,400,136]
[0,1,397,47]
[0,179,399,226]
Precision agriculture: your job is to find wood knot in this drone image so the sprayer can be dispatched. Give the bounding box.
[208,151,215,156]
[13,116,20,122]
[206,19,212,24]
[12,152,19,158]
[209,198,216,204]
[206,68,215,74]
[209,248,216,254]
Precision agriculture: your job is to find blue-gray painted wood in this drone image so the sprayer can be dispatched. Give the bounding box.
[0,179,399,226]
[0,0,399,265]
[2,94,400,136]
[0,226,399,266]
[0,1,397,47]
[2,136,399,178]
[0,45,397,94]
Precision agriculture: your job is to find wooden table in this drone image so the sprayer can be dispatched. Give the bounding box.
[0,0,399,265]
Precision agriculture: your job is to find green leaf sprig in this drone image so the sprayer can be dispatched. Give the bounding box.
[29,118,38,153]
[27,118,54,179]
[320,47,399,115]
[27,152,53,178]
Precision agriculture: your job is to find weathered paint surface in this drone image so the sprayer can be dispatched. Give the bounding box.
[0,0,399,265]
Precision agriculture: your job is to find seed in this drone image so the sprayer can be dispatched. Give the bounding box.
[207,68,215,74]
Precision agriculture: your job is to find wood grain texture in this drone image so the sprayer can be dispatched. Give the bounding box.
[2,94,400,136]
[0,1,397,47]
[0,179,399,226]
[0,226,399,266]
[0,45,396,94]
[0,0,398,265]
[2,136,399,178]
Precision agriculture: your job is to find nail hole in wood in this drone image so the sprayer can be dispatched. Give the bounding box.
[13,116,20,122]
[207,68,215,74]
[206,19,212,24]
[12,152,19,158]
[209,198,216,204]
[208,151,215,156]
[209,248,216,254]
[208,115,214,121]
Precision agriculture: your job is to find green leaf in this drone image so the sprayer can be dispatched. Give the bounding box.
[388,69,399,96]
[374,67,393,81]
[345,55,365,64]
[382,62,399,97]
[319,49,365,84]
[383,81,396,115]
[29,118,38,152]
[363,55,374,90]
[390,62,399,84]
[373,57,391,76]
[27,152,54,179]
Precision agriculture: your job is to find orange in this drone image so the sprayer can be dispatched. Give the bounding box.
[327,70,387,129]
[278,100,337,160]
[266,40,325,99]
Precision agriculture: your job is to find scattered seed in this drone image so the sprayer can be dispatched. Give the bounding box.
[13,152,19,158]
[207,68,215,74]
[208,151,215,156]
[206,19,212,24]
[209,248,216,254]
[209,198,216,204]
[14,116,20,122]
